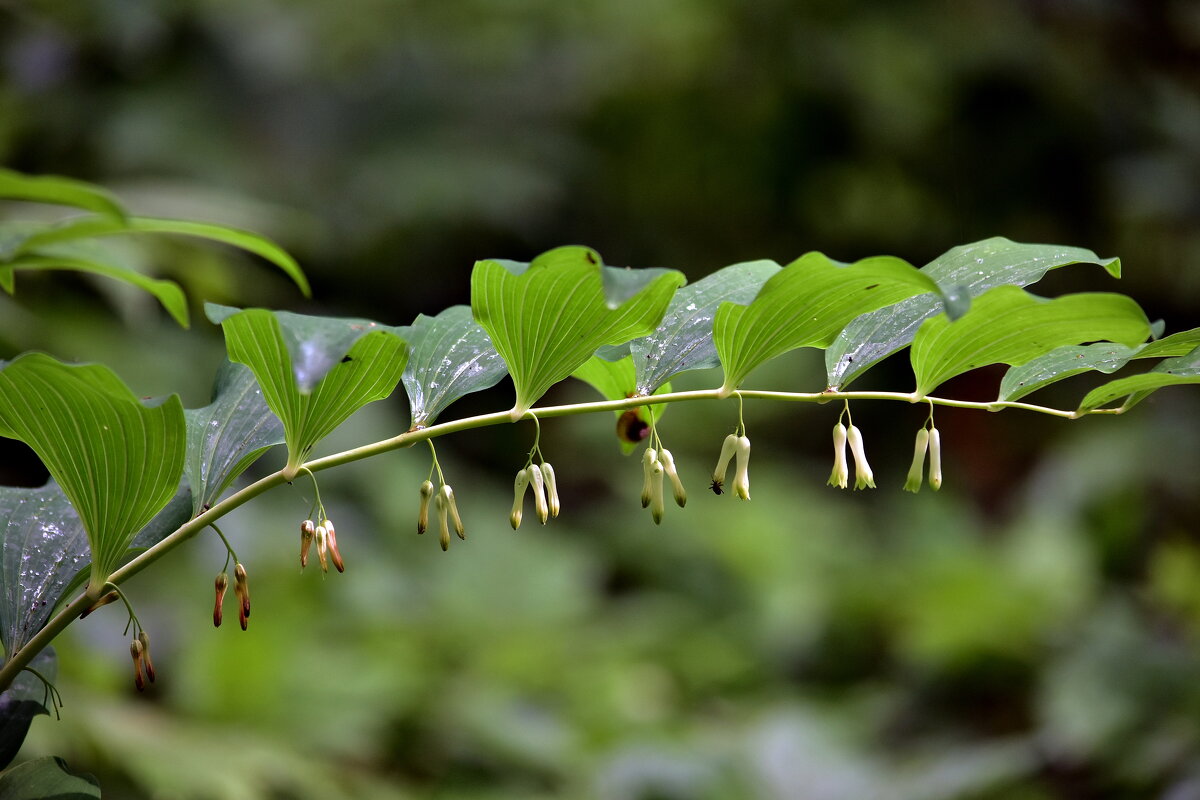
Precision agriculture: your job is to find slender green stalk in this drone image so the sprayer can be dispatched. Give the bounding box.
[0,384,1108,693]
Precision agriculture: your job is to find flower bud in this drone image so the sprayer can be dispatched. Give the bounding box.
[903,428,930,493]
[323,518,345,573]
[234,562,250,631]
[846,425,875,490]
[417,480,434,535]
[528,465,549,524]
[130,638,146,692]
[80,589,120,619]
[658,449,686,508]
[138,630,156,684]
[300,519,315,568]
[213,571,228,628]
[541,462,561,518]
[315,524,329,573]
[649,458,666,524]
[828,423,849,489]
[434,492,450,551]
[733,436,751,500]
[510,469,530,530]
[928,427,943,491]
[441,485,465,540]
[641,448,658,508]
[711,434,738,494]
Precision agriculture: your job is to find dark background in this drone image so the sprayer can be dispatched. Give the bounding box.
[3,2,1200,798]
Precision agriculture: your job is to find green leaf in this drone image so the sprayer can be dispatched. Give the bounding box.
[0,650,57,771]
[14,216,310,298]
[1078,345,1200,413]
[572,355,671,454]
[910,286,1151,396]
[213,307,407,478]
[0,355,186,593]
[827,238,1123,390]
[471,246,685,417]
[184,361,285,514]
[395,305,509,427]
[0,484,89,657]
[0,756,100,799]
[627,260,781,395]
[714,252,940,393]
[0,168,125,220]
[998,327,1200,402]
[4,247,189,327]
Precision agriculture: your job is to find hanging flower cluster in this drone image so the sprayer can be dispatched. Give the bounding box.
[415,442,467,550]
[511,461,561,529]
[639,446,687,524]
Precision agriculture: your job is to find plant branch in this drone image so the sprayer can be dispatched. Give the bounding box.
[0,383,1101,693]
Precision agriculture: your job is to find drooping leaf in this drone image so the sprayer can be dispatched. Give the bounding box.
[627,259,781,395]
[13,216,310,297]
[0,485,89,658]
[1077,345,1200,413]
[910,286,1151,397]
[572,355,671,454]
[213,307,407,478]
[471,246,685,417]
[395,305,508,428]
[184,360,285,513]
[0,756,100,799]
[998,327,1200,402]
[827,238,1123,390]
[0,355,186,593]
[0,650,57,771]
[3,248,188,327]
[0,168,125,220]
[714,252,940,393]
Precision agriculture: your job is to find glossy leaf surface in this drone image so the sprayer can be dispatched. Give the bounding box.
[184,361,285,513]
[395,305,508,427]
[714,252,939,392]
[472,246,685,416]
[998,327,1200,402]
[629,259,780,395]
[0,485,88,657]
[827,238,1123,389]
[910,287,1151,396]
[0,355,186,591]
[213,307,407,477]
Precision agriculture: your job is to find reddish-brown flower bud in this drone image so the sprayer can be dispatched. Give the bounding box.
[315,524,329,573]
[234,563,250,631]
[138,630,156,684]
[130,638,146,692]
[300,519,315,568]
[323,518,345,573]
[213,571,228,628]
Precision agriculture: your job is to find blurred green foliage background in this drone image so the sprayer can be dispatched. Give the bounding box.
[3,1,1200,797]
